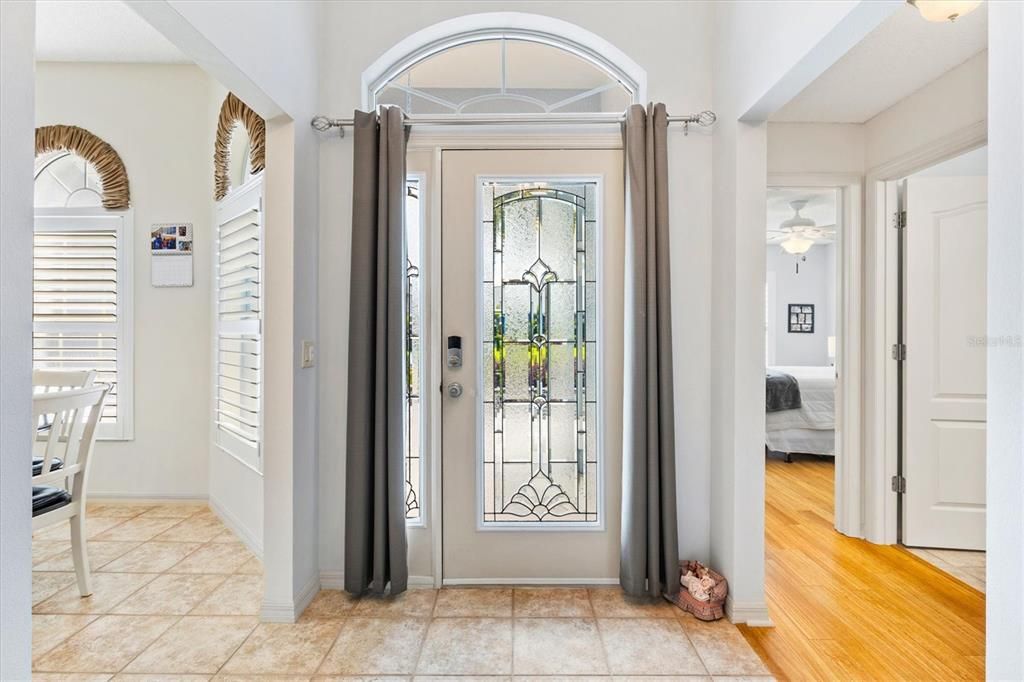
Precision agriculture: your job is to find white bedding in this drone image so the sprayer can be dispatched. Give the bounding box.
[766,365,835,456]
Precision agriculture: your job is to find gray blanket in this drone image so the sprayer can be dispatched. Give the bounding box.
[766,370,802,412]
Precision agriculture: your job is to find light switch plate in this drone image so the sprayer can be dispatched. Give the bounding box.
[301,340,315,368]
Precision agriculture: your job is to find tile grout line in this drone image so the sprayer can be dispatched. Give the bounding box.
[409,588,438,676]
[212,614,262,677]
[111,613,185,676]
[586,587,615,676]
[29,612,100,666]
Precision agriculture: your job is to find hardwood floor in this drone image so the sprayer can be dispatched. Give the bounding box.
[738,455,986,681]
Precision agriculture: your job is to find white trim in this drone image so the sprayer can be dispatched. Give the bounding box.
[208,493,263,558]
[408,575,436,588]
[767,174,863,539]
[319,570,344,590]
[261,572,319,623]
[473,175,606,533]
[863,123,987,544]
[318,571,437,590]
[442,577,620,586]
[86,494,207,503]
[361,12,647,110]
[409,128,622,151]
[726,597,773,627]
[428,147,444,588]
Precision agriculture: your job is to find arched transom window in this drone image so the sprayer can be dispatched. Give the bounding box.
[372,36,636,116]
[34,151,104,208]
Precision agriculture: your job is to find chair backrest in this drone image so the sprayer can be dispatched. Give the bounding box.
[33,369,97,392]
[32,385,109,500]
[33,370,97,435]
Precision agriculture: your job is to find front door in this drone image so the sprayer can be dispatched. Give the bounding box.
[440,149,623,582]
[903,174,987,550]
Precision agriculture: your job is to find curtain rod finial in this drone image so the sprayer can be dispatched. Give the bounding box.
[311,115,345,137]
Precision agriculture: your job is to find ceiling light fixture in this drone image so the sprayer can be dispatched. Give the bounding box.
[780,236,813,256]
[907,0,982,23]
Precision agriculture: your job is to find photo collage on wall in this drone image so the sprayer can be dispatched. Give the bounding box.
[150,223,194,287]
[150,223,193,253]
[788,304,815,333]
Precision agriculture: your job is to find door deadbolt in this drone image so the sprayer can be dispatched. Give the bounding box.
[446,382,464,398]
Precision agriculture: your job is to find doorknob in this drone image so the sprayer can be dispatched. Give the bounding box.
[446,382,464,398]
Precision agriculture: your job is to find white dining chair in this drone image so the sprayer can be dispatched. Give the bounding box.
[32,384,109,597]
[33,369,97,471]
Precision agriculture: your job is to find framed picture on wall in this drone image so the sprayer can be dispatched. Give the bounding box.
[788,304,814,333]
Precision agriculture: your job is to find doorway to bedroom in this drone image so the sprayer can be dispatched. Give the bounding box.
[764,186,842,522]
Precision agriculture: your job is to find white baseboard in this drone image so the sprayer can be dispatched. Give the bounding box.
[318,571,437,590]
[408,575,436,588]
[86,493,207,503]
[208,495,263,559]
[726,597,773,626]
[442,577,620,586]
[261,572,319,623]
[319,570,344,590]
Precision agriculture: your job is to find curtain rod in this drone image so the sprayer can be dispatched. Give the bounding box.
[310,110,716,138]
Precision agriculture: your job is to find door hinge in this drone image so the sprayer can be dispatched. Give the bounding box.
[891,475,907,494]
[891,343,907,361]
[894,210,907,229]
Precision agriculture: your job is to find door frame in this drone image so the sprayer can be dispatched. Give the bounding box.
[409,127,624,587]
[766,173,862,539]
[862,121,987,545]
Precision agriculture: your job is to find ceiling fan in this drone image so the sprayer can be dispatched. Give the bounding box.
[767,199,836,272]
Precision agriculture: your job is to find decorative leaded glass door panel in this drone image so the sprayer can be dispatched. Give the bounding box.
[441,150,623,582]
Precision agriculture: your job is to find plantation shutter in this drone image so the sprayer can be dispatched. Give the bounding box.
[215,179,263,468]
[33,213,131,436]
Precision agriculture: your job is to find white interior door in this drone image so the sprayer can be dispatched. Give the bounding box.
[440,149,623,582]
[903,175,987,550]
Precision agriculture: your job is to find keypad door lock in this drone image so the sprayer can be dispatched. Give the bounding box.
[447,335,463,368]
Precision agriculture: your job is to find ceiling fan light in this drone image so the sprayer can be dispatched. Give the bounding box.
[908,0,982,23]
[781,236,813,255]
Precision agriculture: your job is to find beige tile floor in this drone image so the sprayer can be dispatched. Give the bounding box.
[904,546,987,593]
[32,502,773,681]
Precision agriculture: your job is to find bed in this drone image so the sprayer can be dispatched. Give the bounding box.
[766,365,835,457]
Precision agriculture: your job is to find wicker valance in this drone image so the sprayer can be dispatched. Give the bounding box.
[214,93,266,200]
[35,125,130,210]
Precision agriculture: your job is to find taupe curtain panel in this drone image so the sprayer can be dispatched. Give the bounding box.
[344,107,409,596]
[620,103,680,598]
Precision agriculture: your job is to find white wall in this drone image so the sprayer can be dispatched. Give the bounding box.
[768,123,865,175]
[865,51,987,171]
[128,0,323,620]
[767,51,986,178]
[316,0,715,586]
[767,244,836,366]
[710,0,898,623]
[0,1,36,678]
[35,62,215,499]
[985,2,1024,676]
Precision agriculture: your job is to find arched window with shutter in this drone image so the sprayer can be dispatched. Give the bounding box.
[33,127,134,440]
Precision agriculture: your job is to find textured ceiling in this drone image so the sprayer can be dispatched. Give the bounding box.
[771,3,987,123]
[35,1,188,63]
